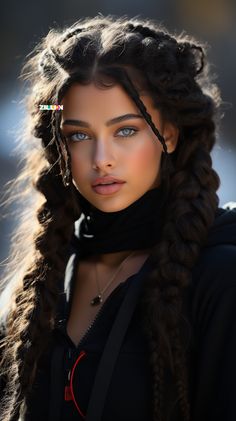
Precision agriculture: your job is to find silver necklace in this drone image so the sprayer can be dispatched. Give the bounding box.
[90,251,135,306]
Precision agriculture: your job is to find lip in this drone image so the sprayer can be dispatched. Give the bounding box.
[92,183,125,195]
[92,176,126,187]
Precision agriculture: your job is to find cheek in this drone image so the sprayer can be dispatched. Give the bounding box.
[128,141,162,175]
[69,146,89,181]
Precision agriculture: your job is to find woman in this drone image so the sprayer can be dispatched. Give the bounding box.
[0,15,236,421]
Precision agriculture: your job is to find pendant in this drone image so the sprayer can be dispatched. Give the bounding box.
[90,294,103,306]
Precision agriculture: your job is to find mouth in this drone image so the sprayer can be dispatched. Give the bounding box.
[91,179,126,195]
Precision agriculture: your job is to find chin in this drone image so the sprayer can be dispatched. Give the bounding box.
[91,196,138,213]
[92,202,128,213]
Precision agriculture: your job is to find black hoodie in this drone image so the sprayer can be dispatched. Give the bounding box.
[1,205,236,421]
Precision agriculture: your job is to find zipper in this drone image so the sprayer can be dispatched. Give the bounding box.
[64,251,149,352]
[79,278,127,349]
[66,299,107,384]
[64,256,151,354]
[72,279,129,351]
[76,303,104,350]
[64,254,151,390]
[66,280,128,381]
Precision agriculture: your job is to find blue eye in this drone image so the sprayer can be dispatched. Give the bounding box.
[116,127,138,137]
[66,127,138,142]
[67,132,89,142]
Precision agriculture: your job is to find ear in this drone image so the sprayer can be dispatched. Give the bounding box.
[162,121,179,153]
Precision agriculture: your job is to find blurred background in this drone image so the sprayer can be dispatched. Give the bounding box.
[0,0,235,272]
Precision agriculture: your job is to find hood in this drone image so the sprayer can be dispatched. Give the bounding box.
[206,203,236,247]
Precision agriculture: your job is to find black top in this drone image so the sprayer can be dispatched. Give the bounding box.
[1,205,236,421]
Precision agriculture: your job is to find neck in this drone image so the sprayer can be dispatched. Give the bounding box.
[85,248,151,268]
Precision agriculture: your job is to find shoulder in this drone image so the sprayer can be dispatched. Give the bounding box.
[194,204,236,284]
[192,243,236,295]
[189,205,236,316]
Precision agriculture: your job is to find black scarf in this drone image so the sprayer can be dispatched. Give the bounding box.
[72,185,167,257]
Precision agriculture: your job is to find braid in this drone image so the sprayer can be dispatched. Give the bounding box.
[0,169,80,420]
[134,24,205,78]
[122,70,168,153]
[177,42,205,75]
[61,27,85,43]
[61,19,109,43]
[125,21,164,38]
[52,110,72,186]
[139,138,219,421]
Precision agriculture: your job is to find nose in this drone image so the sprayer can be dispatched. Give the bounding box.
[92,138,116,171]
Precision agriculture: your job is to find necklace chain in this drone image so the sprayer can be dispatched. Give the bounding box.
[90,251,135,306]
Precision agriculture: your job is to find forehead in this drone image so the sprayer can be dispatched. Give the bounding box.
[61,82,156,119]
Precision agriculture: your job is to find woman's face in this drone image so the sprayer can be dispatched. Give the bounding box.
[61,82,178,212]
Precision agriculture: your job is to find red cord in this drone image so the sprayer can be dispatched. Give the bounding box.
[66,350,87,418]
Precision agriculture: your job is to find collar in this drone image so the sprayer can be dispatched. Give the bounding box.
[72,185,167,258]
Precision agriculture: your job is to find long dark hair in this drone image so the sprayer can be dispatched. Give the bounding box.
[0,15,221,421]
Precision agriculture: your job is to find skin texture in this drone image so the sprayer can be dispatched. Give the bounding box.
[61,82,179,267]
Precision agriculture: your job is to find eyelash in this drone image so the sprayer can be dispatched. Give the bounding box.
[65,127,138,142]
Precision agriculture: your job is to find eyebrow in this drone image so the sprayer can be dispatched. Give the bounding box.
[62,113,144,128]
